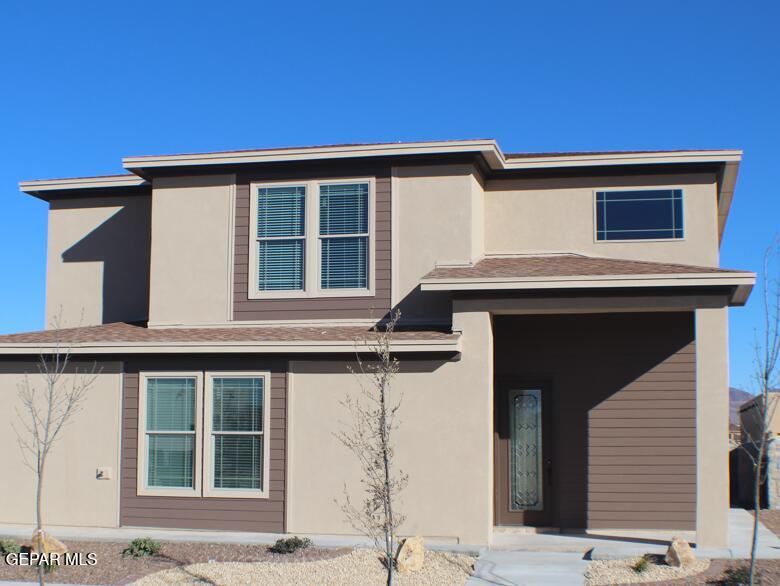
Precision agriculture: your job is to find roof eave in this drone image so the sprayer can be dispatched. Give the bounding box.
[19,175,150,200]
[420,273,756,306]
[122,139,505,175]
[0,337,462,355]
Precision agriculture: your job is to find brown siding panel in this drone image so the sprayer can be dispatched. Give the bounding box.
[494,312,696,531]
[120,357,287,532]
[233,164,392,322]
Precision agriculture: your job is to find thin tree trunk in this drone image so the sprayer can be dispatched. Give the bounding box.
[37,454,45,586]
[381,377,394,586]
[749,440,763,585]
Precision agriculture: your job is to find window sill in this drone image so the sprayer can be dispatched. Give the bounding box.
[246,288,374,300]
[137,487,201,498]
[203,488,270,499]
[594,237,686,244]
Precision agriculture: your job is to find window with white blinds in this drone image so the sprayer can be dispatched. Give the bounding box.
[211,377,264,491]
[249,179,373,297]
[138,371,271,499]
[144,377,197,490]
[319,183,369,289]
[256,186,305,291]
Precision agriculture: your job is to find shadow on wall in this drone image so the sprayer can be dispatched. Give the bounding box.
[493,313,696,531]
[59,197,151,325]
[730,443,768,509]
[290,357,452,376]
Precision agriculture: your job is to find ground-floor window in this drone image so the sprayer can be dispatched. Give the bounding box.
[137,371,271,499]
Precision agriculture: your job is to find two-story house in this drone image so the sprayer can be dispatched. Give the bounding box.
[0,140,754,548]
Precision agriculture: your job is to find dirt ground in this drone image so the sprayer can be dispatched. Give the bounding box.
[626,510,780,585]
[754,509,780,538]
[647,558,779,585]
[0,538,349,585]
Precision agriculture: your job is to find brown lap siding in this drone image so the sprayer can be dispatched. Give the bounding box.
[494,312,696,531]
[120,356,287,532]
[233,163,392,322]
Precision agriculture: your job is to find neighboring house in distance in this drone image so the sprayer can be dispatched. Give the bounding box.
[729,424,742,448]
[729,387,751,447]
[741,392,780,443]
[735,392,780,509]
[0,140,755,548]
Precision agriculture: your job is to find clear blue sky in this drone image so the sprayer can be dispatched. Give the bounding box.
[0,1,777,390]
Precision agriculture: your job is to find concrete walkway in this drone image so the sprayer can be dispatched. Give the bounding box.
[468,551,590,585]
[467,509,780,586]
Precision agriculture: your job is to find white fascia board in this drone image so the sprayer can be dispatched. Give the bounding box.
[123,140,504,170]
[0,338,462,356]
[717,161,740,244]
[420,272,756,292]
[502,150,743,169]
[123,142,741,173]
[19,175,148,193]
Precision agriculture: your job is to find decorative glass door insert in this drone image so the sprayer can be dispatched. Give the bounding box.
[508,389,543,511]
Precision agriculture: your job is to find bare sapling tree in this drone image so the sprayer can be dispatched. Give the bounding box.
[740,240,780,585]
[335,310,408,586]
[13,315,99,586]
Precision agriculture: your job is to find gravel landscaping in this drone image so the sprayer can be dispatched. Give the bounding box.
[134,548,475,586]
[0,538,349,585]
[585,555,710,585]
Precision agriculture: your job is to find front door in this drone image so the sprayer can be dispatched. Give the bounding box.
[494,381,553,526]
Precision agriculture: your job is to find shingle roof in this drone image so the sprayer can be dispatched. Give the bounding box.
[0,322,457,345]
[423,255,749,280]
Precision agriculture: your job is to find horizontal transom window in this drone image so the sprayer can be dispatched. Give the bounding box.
[249,179,374,298]
[596,189,684,241]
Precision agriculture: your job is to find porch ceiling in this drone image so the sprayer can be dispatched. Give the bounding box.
[420,254,755,306]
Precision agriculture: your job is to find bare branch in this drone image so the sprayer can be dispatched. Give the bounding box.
[12,309,100,586]
[335,310,406,586]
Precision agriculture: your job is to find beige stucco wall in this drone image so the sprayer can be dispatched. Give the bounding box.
[695,306,730,548]
[287,309,493,544]
[148,175,235,326]
[46,195,151,328]
[485,173,720,267]
[393,165,484,324]
[0,362,122,527]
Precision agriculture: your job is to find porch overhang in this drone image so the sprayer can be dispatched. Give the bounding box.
[421,255,755,307]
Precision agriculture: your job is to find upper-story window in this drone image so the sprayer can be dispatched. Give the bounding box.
[319,183,369,289]
[250,179,374,298]
[595,189,683,241]
[257,186,306,291]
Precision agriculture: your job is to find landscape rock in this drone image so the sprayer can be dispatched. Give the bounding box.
[31,529,68,555]
[396,536,425,573]
[665,536,695,568]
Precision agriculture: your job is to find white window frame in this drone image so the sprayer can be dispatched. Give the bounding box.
[248,177,376,299]
[248,181,309,299]
[136,370,272,499]
[592,186,686,244]
[203,371,272,499]
[137,371,204,498]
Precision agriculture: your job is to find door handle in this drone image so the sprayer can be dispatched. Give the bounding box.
[546,459,553,485]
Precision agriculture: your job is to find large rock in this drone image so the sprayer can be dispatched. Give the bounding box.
[31,530,68,555]
[665,536,695,568]
[396,536,425,573]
